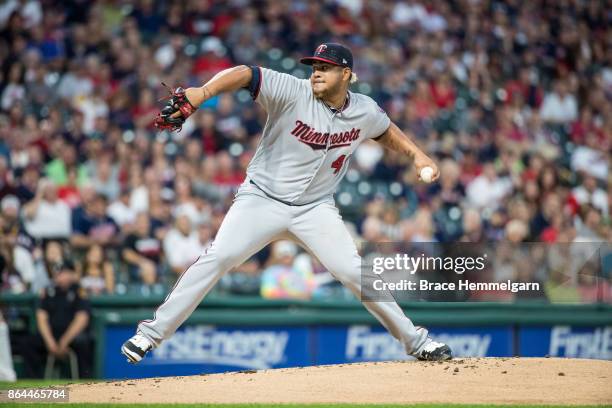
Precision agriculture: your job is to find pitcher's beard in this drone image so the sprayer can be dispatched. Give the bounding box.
[312,88,326,99]
[312,83,341,102]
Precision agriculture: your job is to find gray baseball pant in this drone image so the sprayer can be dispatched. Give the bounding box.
[138,183,429,355]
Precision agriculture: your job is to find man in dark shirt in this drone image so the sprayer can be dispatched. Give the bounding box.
[70,193,120,250]
[22,261,92,378]
[14,165,40,203]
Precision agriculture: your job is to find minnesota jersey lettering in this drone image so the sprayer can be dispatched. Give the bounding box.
[291,121,361,150]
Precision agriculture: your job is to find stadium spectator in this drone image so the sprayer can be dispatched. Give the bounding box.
[45,141,88,188]
[0,0,609,304]
[88,149,120,201]
[465,162,513,211]
[2,194,44,291]
[460,208,485,243]
[570,132,609,181]
[22,261,92,378]
[22,179,72,240]
[57,166,83,209]
[505,219,529,243]
[539,80,578,125]
[70,193,119,250]
[190,109,225,154]
[79,244,115,295]
[261,241,316,300]
[122,212,160,285]
[574,204,607,242]
[163,213,201,276]
[173,174,210,226]
[1,62,25,112]
[572,175,608,217]
[13,164,41,203]
[39,240,66,281]
[192,157,225,203]
[107,186,137,230]
[0,197,25,293]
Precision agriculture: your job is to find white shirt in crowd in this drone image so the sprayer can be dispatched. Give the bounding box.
[0,0,42,28]
[163,228,205,270]
[466,174,513,210]
[354,141,384,173]
[76,96,109,134]
[539,92,578,124]
[130,186,149,213]
[173,202,211,226]
[571,145,608,181]
[23,200,71,239]
[572,186,608,216]
[1,83,25,111]
[57,72,93,102]
[15,253,51,294]
[392,1,427,26]
[107,199,137,228]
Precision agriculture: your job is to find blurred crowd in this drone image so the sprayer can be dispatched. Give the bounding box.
[0,0,610,303]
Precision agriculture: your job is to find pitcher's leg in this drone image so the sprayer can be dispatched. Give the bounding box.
[289,202,429,355]
[138,194,289,347]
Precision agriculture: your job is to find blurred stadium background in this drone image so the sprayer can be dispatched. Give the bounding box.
[0,0,610,381]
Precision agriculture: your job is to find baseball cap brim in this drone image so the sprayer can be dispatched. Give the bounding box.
[300,56,345,67]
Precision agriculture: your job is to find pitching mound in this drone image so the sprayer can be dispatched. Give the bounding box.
[69,358,611,405]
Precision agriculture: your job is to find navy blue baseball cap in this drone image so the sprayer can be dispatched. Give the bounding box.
[300,43,353,70]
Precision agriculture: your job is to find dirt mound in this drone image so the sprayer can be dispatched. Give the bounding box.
[69,358,612,405]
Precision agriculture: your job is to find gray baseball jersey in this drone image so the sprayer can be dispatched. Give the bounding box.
[248,67,390,205]
[136,67,430,360]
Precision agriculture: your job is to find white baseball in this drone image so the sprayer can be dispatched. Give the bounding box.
[420,166,434,183]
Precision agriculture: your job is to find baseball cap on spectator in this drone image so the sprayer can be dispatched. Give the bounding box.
[301,43,353,70]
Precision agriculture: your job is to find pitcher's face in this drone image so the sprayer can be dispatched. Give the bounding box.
[310,62,349,100]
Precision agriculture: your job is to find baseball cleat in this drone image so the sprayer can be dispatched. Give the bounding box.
[121,333,153,363]
[413,339,453,361]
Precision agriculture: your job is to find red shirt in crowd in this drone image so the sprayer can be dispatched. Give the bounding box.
[430,81,456,109]
[58,185,81,208]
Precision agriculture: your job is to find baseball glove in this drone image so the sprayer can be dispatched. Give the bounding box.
[154,83,197,132]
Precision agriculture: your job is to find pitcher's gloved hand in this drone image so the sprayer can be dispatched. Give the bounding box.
[154,83,197,132]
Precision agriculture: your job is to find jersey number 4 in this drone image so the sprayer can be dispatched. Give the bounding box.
[331,154,347,175]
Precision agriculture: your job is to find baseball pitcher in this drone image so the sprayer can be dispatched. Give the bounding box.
[122,43,452,363]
